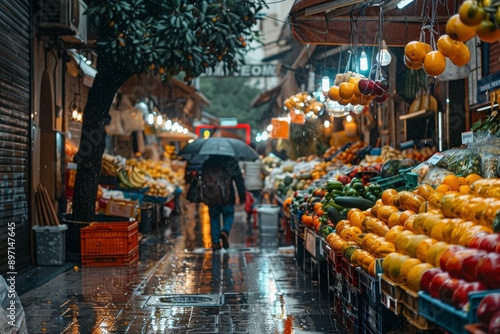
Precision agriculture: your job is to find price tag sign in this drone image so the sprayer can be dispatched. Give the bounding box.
[462,131,474,145]
[428,153,444,165]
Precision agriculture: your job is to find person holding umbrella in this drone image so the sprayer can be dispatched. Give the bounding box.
[201,155,246,250]
[179,138,257,251]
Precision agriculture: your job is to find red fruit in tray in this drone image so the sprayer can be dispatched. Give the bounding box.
[468,232,489,249]
[439,277,463,305]
[445,249,478,278]
[439,245,466,271]
[476,252,500,289]
[358,79,374,95]
[420,267,443,293]
[490,310,500,334]
[429,272,450,299]
[462,251,487,282]
[451,281,487,309]
[373,92,389,103]
[478,233,500,252]
[477,293,500,326]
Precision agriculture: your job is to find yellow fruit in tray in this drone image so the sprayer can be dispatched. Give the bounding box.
[385,226,405,244]
[400,258,423,285]
[394,230,415,255]
[405,234,430,259]
[405,263,434,292]
[416,184,436,200]
[426,241,449,267]
[415,238,438,262]
[389,255,411,283]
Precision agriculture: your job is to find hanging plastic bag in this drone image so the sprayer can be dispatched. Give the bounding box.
[105,109,125,135]
[0,275,28,334]
[121,107,145,134]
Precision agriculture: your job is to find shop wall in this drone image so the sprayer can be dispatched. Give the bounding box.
[0,0,33,273]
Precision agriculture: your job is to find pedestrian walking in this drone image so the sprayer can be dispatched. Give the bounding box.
[239,143,270,223]
[201,155,246,251]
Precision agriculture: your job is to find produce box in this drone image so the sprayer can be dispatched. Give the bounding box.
[80,221,139,267]
[379,274,404,315]
[418,291,500,334]
[362,297,401,334]
[105,198,138,218]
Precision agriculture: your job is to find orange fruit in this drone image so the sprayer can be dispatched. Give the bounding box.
[458,184,471,195]
[350,211,366,229]
[416,184,436,200]
[436,184,451,194]
[458,176,467,185]
[465,173,482,185]
[381,189,399,205]
[442,174,460,191]
[450,42,471,67]
[338,99,350,106]
[437,35,461,58]
[423,51,447,77]
[405,41,431,62]
[349,95,360,106]
[339,82,355,100]
[385,225,405,244]
[388,211,403,228]
[347,208,361,220]
[446,14,477,42]
[404,56,423,70]
[459,0,487,27]
[400,210,417,226]
[328,86,341,101]
[352,81,363,97]
[475,19,500,43]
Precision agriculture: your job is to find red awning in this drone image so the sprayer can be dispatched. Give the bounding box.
[289,0,458,47]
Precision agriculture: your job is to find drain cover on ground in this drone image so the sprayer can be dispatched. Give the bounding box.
[146,294,223,307]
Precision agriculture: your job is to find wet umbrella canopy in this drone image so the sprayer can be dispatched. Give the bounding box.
[179,137,259,162]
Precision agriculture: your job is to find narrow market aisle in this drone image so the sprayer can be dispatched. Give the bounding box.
[20,201,337,333]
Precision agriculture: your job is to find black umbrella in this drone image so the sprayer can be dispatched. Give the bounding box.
[179,137,259,162]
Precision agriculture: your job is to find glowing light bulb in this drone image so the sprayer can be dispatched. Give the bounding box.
[360,51,369,71]
[324,120,330,128]
[377,41,392,66]
[321,76,330,92]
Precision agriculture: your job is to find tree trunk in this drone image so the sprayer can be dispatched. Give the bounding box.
[72,51,133,222]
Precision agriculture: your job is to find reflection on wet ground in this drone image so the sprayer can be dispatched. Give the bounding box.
[20,202,336,333]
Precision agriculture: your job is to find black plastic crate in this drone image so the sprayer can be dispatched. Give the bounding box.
[362,298,401,334]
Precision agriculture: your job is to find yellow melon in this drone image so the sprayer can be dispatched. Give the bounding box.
[405,263,434,292]
[415,238,438,262]
[389,255,411,283]
[394,230,415,255]
[425,241,449,267]
[405,234,430,259]
[400,258,423,285]
[385,226,405,244]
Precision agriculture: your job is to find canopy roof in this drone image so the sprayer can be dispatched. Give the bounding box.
[289,0,458,47]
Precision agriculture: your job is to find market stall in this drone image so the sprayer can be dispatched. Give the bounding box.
[256,0,500,330]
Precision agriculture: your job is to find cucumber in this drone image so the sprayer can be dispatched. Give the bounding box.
[326,207,344,225]
[334,196,376,211]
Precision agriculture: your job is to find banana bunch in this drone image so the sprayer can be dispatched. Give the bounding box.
[117,166,148,189]
[102,154,127,177]
[381,145,404,161]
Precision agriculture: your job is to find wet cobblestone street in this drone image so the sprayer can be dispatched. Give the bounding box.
[19,202,337,333]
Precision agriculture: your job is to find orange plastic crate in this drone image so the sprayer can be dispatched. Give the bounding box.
[80,222,139,266]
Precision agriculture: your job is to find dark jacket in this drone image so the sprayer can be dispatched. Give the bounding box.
[202,156,246,205]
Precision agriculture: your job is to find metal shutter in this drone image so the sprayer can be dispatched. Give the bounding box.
[0,0,31,273]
